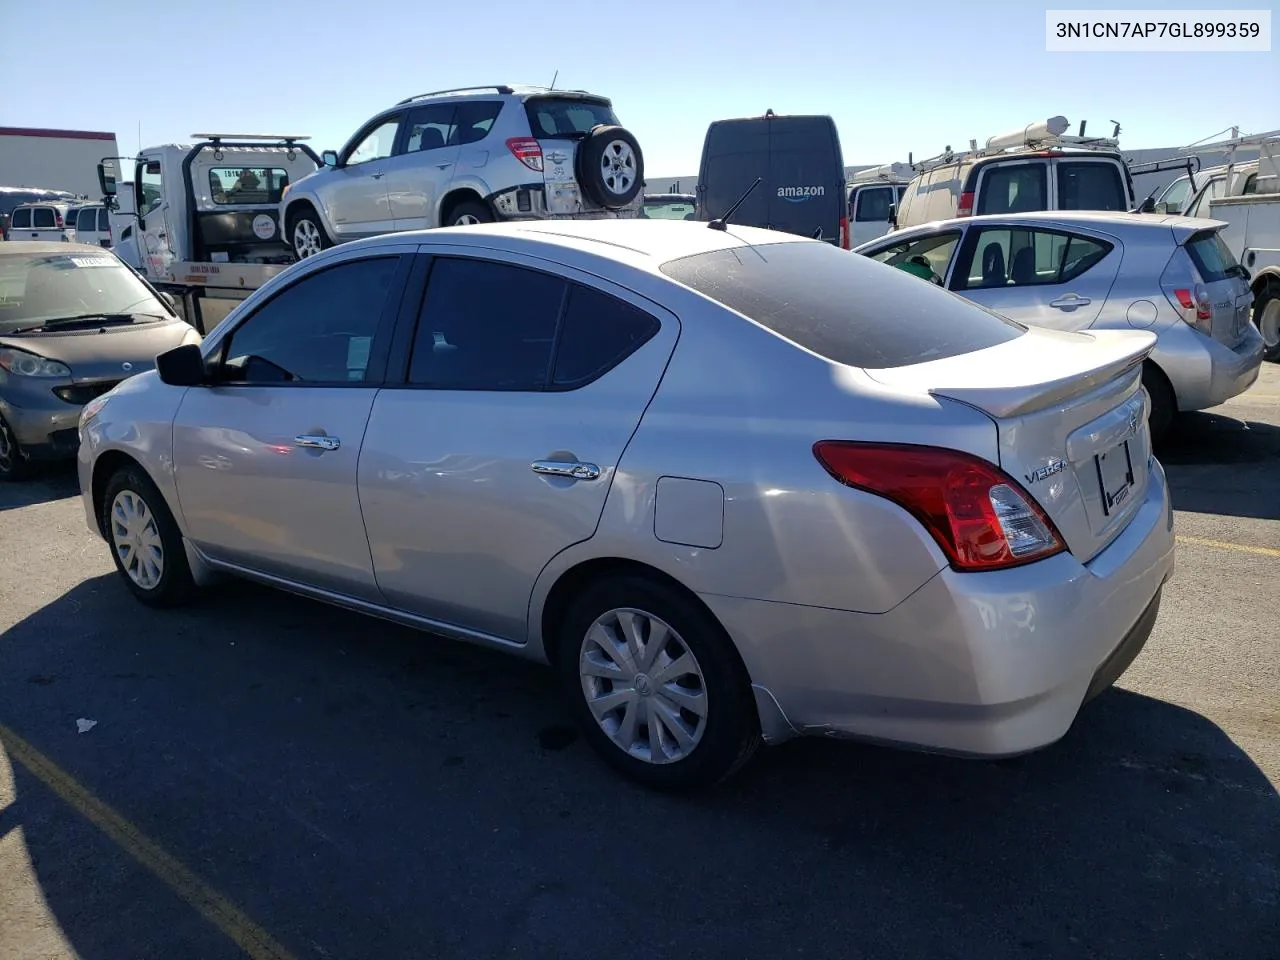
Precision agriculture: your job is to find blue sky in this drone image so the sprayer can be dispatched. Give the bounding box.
[2,0,1275,176]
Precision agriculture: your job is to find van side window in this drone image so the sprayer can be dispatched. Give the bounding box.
[956,227,1112,290]
[977,164,1047,215]
[1057,161,1125,211]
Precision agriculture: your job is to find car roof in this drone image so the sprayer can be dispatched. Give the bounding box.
[893,210,1223,234]
[0,240,120,256]
[342,219,811,272]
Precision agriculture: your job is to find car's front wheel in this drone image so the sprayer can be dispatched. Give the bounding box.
[556,575,760,790]
[101,465,196,607]
[289,207,331,260]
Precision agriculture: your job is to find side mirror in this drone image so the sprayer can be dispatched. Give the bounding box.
[155,343,208,387]
[321,150,339,168]
[97,162,118,197]
[159,291,178,311]
[887,202,898,228]
[1138,196,1156,214]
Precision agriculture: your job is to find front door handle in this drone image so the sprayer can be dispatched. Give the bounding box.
[531,460,600,481]
[371,172,385,180]
[295,434,341,451]
[1049,294,1091,309]
[436,162,452,169]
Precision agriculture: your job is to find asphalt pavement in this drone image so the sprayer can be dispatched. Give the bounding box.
[2,366,1278,960]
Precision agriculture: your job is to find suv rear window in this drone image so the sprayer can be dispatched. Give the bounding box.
[1057,161,1126,211]
[524,97,619,138]
[660,240,1024,369]
[1184,229,1239,283]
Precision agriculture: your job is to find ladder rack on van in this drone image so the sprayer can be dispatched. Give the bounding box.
[848,162,912,184]
[908,117,1121,174]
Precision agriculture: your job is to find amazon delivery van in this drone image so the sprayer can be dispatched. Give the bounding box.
[695,111,848,247]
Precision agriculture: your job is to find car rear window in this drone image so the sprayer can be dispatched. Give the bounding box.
[1184,229,1239,283]
[1057,161,1126,211]
[660,240,1025,369]
[11,208,31,228]
[524,97,619,138]
[77,208,98,231]
[33,208,56,228]
[99,208,111,231]
[977,162,1048,215]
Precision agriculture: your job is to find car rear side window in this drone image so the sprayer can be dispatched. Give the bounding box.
[661,241,1024,369]
[552,285,660,388]
[977,163,1047,215]
[1057,161,1126,211]
[451,101,503,145]
[409,257,565,390]
[1184,229,1238,283]
[11,208,31,229]
[524,97,619,138]
[956,227,1112,290]
[33,208,56,228]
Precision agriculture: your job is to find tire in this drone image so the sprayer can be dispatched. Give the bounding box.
[555,574,760,791]
[101,464,196,608]
[575,125,644,209]
[288,206,331,260]
[0,414,33,482]
[445,199,494,227]
[1142,361,1176,444]
[1254,286,1280,363]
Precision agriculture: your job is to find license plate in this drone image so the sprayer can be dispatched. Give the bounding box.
[545,181,581,215]
[1095,440,1135,516]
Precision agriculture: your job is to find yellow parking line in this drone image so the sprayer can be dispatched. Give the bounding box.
[1176,535,1280,559]
[0,723,296,960]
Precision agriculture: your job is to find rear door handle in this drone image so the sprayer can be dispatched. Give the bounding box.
[1049,294,1091,309]
[295,435,341,451]
[531,460,600,481]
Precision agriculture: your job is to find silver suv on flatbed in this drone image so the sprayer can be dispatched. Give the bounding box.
[280,84,646,258]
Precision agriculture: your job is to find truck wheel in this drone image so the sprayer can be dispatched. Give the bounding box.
[575,125,644,209]
[1254,287,1280,362]
[289,207,331,260]
[446,200,494,227]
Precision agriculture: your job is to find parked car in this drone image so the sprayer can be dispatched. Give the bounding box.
[854,211,1263,439]
[78,219,1174,790]
[696,110,848,246]
[73,203,114,248]
[847,163,910,247]
[7,200,79,242]
[0,242,199,480]
[894,116,1135,230]
[1,187,77,241]
[280,84,645,259]
[640,193,696,220]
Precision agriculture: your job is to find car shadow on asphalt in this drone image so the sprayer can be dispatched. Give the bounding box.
[3,576,1278,960]
[0,463,79,513]
[1156,411,1280,521]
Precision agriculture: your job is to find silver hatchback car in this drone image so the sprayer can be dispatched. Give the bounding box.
[79,220,1175,790]
[854,211,1264,439]
[280,84,645,260]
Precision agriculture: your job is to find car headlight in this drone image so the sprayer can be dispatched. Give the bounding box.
[0,347,71,378]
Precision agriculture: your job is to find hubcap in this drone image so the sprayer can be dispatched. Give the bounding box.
[454,213,481,226]
[0,419,14,473]
[599,141,637,196]
[109,490,164,589]
[1260,299,1280,349]
[293,219,322,258]
[579,607,708,764]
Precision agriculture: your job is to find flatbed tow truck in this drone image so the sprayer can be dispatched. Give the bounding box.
[97,134,321,332]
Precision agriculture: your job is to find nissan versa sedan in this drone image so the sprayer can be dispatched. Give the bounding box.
[78,219,1175,790]
[0,242,201,480]
[854,211,1263,440]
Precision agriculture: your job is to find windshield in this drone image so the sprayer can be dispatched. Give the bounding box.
[0,251,168,334]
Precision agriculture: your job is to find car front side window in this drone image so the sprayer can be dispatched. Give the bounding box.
[345,119,401,166]
[218,256,402,385]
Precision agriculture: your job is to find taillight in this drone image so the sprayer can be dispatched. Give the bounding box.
[506,137,543,172]
[839,216,849,249]
[1166,284,1212,335]
[956,191,974,217]
[812,441,1066,571]
[55,213,64,228]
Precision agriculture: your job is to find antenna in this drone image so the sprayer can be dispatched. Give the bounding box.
[708,176,762,231]
[549,69,558,90]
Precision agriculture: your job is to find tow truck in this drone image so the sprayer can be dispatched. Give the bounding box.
[97,134,322,332]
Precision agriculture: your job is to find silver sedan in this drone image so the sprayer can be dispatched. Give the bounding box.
[77,219,1175,790]
[854,211,1264,440]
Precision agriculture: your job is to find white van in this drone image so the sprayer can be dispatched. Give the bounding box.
[73,203,113,247]
[894,117,1135,231]
[846,163,910,246]
[7,201,78,242]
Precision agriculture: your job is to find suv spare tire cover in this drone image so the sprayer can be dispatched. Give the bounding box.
[575,125,644,209]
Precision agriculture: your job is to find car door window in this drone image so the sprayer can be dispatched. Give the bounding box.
[219,256,401,384]
[450,101,503,146]
[1056,161,1126,211]
[402,105,456,154]
[408,257,565,390]
[957,227,1111,290]
[33,208,56,229]
[977,163,1047,215]
[866,231,960,284]
[138,160,163,213]
[346,119,400,166]
[1185,177,1226,218]
[854,186,893,222]
[551,285,661,389]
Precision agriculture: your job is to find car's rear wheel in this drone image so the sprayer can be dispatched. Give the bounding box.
[1142,361,1176,443]
[289,207,331,260]
[446,200,494,227]
[556,575,760,791]
[101,465,195,607]
[1254,287,1280,362]
[0,415,32,482]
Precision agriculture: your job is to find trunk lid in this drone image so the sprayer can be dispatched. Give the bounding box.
[865,326,1157,563]
[1180,226,1254,346]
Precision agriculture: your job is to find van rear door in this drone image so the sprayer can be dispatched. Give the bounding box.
[765,116,844,244]
[697,119,772,229]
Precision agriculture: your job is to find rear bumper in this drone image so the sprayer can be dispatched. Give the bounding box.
[487,183,641,221]
[1152,321,1264,411]
[705,456,1176,756]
